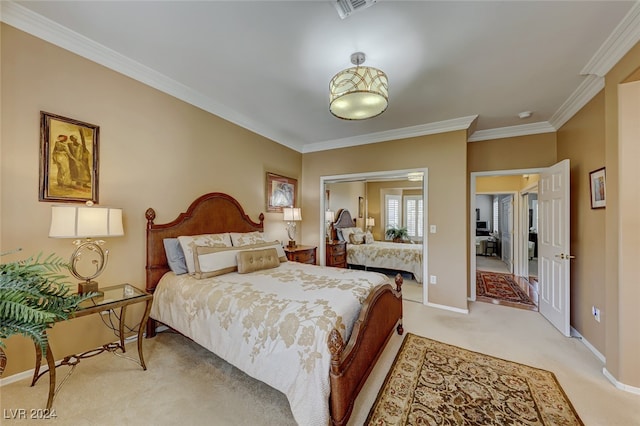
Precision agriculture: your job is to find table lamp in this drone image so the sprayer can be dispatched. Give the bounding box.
[325,210,335,241]
[49,203,124,294]
[366,217,375,231]
[283,207,302,248]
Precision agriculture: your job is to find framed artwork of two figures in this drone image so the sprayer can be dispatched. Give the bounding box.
[39,112,99,203]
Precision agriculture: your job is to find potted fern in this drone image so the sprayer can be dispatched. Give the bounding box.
[385,225,409,242]
[0,251,96,376]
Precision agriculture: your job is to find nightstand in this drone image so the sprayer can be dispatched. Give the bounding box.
[31,284,152,409]
[326,241,347,268]
[285,245,317,265]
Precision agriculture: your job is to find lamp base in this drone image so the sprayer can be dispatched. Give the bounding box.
[78,280,102,296]
[287,240,297,248]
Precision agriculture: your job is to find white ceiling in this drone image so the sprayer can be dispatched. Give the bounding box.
[3,1,640,153]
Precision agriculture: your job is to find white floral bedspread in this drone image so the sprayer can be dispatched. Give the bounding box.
[150,261,388,426]
[347,241,423,283]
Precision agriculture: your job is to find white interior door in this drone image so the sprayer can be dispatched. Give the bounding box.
[538,159,571,336]
[499,195,513,272]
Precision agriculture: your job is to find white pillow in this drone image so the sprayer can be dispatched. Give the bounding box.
[193,241,287,279]
[339,227,357,243]
[230,231,267,247]
[365,230,374,244]
[178,233,233,274]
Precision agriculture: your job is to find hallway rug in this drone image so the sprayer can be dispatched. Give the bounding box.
[366,333,583,425]
[476,270,536,309]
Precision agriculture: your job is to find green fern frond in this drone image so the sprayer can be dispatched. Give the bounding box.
[0,252,97,356]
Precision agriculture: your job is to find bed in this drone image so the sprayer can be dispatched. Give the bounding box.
[144,193,403,426]
[333,209,424,283]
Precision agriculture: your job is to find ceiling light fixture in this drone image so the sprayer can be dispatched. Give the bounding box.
[518,111,533,119]
[329,52,388,120]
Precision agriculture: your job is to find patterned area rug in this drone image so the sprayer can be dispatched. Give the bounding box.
[476,270,536,308]
[367,333,583,425]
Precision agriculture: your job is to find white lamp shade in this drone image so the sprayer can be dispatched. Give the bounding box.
[283,207,302,222]
[325,210,335,222]
[49,205,124,238]
[366,217,375,227]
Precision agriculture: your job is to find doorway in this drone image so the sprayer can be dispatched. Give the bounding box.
[470,160,572,337]
[471,173,540,311]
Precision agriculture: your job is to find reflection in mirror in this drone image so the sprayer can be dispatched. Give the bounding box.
[323,171,424,303]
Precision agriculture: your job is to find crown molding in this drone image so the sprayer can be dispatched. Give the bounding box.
[303,115,478,153]
[468,122,556,143]
[2,1,638,153]
[548,74,605,130]
[581,2,640,77]
[0,1,300,152]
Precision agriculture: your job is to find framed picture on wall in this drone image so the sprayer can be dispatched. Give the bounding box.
[39,111,99,203]
[266,172,297,212]
[589,167,606,209]
[358,196,364,218]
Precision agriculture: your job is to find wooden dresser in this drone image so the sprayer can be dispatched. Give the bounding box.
[325,241,347,268]
[284,245,317,265]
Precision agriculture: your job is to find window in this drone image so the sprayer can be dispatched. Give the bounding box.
[404,196,423,239]
[385,194,401,235]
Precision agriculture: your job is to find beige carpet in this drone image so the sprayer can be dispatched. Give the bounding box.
[367,333,582,425]
[2,301,639,425]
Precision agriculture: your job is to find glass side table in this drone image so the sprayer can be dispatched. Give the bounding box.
[30,284,153,409]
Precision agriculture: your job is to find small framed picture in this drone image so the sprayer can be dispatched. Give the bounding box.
[39,112,99,203]
[589,167,606,209]
[266,172,297,212]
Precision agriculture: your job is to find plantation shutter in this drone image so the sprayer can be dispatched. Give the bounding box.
[404,196,423,238]
[385,195,401,236]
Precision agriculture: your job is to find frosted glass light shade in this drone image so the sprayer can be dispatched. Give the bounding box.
[330,65,388,120]
[49,206,124,238]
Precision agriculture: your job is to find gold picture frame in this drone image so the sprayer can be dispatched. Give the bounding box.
[39,112,99,203]
[266,172,297,212]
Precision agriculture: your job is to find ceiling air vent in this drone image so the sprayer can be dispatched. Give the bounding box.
[334,0,378,19]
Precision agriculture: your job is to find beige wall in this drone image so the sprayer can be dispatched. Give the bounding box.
[302,131,468,310]
[468,133,557,173]
[476,175,539,193]
[556,91,607,353]
[601,40,640,387]
[0,25,301,376]
[617,79,640,385]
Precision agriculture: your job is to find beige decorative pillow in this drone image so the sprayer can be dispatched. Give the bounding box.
[230,231,267,247]
[237,248,280,274]
[192,241,288,279]
[178,233,232,274]
[237,241,288,262]
[349,231,365,245]
[193,246,238,279]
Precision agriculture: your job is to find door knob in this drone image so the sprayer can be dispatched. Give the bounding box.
[555,253,576,260]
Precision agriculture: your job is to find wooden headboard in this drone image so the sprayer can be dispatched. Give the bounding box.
[145,192,264,295]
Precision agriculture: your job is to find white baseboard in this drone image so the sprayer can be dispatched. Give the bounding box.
[570,326,606,363]
[569,327,640,395]
[603,368,640,395]
[425,301,469,314]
